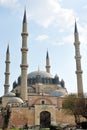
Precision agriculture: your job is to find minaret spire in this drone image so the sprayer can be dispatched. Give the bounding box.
[75,20,78,33]
[7,44,9,54]
[74,20,83,97]
[20,9,28,100]
[46,49,50,73]
[4,44,10,94]
[23,9,27,23]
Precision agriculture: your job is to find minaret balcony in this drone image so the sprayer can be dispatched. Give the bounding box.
[75,70,83,74]
[4,72,10,75]
[21,48,28,52]
[20,64,28,68]
[4,84,9,87]
[74,56,81,59]
[5,61,10,63]
[21,32,28,36]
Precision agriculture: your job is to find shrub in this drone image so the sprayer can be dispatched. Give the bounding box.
[81,122,87,129]
[50,125,57,130]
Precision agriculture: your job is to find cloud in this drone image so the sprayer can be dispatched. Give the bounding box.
[78,23,87,45]
[62,35,74,44]
[52,41,64,46]
[53,23,87,46]
[0,0,76,29]
[1,0,87,46]
[55,22,87,46]
[36,34,49,42]
[29,0,76,28]
[83,5,87,9]
[28,0,87,46]
[0,0,19,7]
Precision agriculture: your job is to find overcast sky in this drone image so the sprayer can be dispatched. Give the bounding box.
[0,0,87,96]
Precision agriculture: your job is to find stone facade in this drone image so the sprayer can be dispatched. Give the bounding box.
[0,96,75,128]
[0,10,84,129]
[8,105,75,128]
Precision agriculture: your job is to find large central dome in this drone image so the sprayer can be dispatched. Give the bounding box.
[28,70,53,79]
[13,69,65,88]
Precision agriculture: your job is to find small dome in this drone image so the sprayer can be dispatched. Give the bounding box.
[8,97,23,103]
[55,74,59,78]
[50,90,66,97]
[4,92,16,97]
[28,70,53,78]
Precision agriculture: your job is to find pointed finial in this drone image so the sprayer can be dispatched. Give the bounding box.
[38,65,40,72]
[7,44,9,54]
[75,20,78,33]
[46,49,49,59]
[23,8,27,23]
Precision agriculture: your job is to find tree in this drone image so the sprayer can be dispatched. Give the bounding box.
[62,94,87,128]
[1,105,11,130]
[78,98,87,119]
[62,94,83,125]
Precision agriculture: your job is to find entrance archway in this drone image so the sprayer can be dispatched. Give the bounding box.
[40,111,51,128]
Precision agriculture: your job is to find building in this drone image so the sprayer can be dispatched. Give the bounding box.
[0,10,83,128]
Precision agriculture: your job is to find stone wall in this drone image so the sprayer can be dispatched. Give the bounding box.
[0,97,76,128]
[10,107,35,128]
[9,106,75,128]
[56,109,75,125]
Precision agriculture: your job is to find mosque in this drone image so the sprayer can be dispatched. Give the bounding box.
[0,10,83,128]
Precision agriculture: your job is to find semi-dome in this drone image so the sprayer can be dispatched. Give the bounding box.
[8,97,23,103]
[50,90,67,97]
[28,70,53,78]
[3,92,16,97]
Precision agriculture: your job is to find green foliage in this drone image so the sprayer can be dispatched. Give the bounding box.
[63,94,87,117]
[50,125,57,130]
[1,105,11,129]
[0,128,24,130]
[62,94,87,127]
[40,128,50,130]
[81,122,87,129]
[0,128,23,130]
[62,94,78,115]
[10,128,23,130]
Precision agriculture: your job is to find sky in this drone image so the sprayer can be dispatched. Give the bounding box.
[0,0,87,96]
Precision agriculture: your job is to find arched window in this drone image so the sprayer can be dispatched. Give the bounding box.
[40,100,46,104]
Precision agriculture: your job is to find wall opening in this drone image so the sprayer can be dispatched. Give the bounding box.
[40,111,51,128]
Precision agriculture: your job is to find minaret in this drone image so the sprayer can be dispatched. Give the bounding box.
[74,21,83,97]
[46,50,50,73]
[20,9,28,100]
[4,45,10,94]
